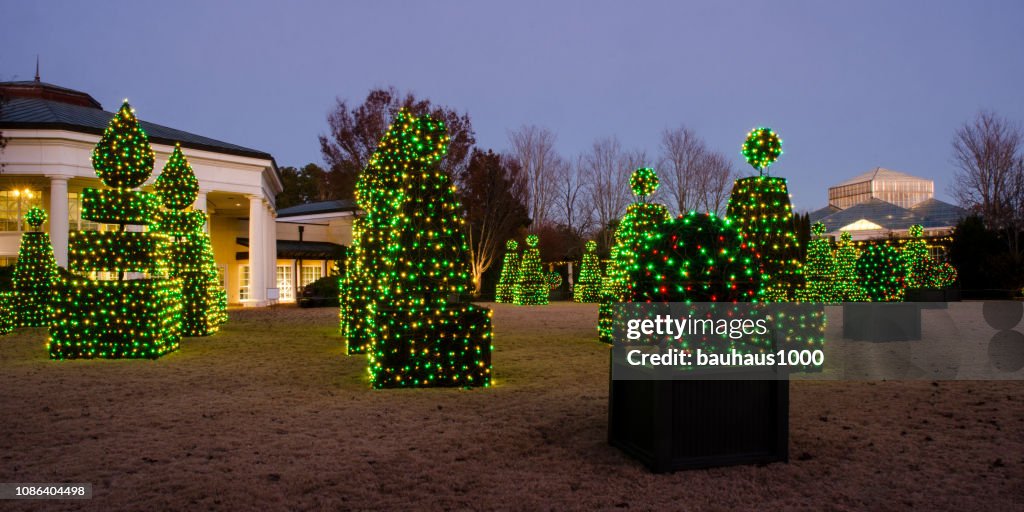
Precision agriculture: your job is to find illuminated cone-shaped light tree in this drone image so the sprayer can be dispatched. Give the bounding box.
[154,144,227,336]
[573,240,601,303]
[727,127,803,301]
[834,232,868,301]
[856,242,906,301]
[513,234,548,305]
[370,112,492,388]
[49,101,182,359]
[495,240,520,303]
[902,224,958,290]
[796,222,841,303]
[598,168,671,343]
[12,206,58,326]
[340,111,415,354]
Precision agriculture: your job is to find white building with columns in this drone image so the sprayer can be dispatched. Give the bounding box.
[0,79,287,306]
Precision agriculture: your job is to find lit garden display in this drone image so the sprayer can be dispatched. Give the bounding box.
[495,240,520,303]
[855,241,906,302]
[513,234,548,305]
[367,111,492,388]
[796,222,841,304]
[573,240,600,303]
[598,168,670,343]
[546,271,562,290]
[154,144,228,336]
[48,101,183,359]
[835,232,868,301]
[340,111,417,354]
[727,128,803,301]
[0,292,14,335]
[903,224,957,290]
[12,206,58,326]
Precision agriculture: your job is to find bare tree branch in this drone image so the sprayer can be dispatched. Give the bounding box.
[508,125,560,231]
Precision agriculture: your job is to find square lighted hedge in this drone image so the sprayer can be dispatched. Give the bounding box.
[68,231,170,274]
[370,304,492,388]
[81,188,161,225]
[49,277,183,359]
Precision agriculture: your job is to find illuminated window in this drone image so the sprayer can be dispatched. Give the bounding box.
[239,265,250,301]
[276,265,294,301]
[0,189,42,231]
[301,264,322,288]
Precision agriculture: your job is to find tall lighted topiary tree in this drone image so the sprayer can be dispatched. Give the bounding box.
[49,101,182,359]
[796,222,840,303]
[495,240,520,303]
[834,232,868,301]
[574,240,601,303]
[598,168,671,343]
[369,112,492,388]
[12,206,58,326]
[727,128,803,301]
[340,111,418,354]
[154,144,227,336]
[513,234,547,305]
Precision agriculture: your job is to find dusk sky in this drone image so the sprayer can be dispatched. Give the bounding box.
[3,0,1022,211]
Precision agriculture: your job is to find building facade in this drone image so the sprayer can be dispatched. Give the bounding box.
[0,79,294,305]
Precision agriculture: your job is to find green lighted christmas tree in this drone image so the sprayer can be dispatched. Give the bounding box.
[573,240,601,303]
[495,239,520,303]
[902,224,957,290]
[727,127,803,301]
[49,101,182,359]
[340,111,416,354]
[369,112,492,388]
[0,292,14,335]
[796,222,840,304]
[12,206,58,327]
[834,232,868,301]
[153,144,227,336]
[513,234,548,305]
[856,241,906,302]
[598,168,671,343]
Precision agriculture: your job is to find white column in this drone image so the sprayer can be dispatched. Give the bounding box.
[264,202,278,304]
[247,195,266,306]
[48,176,70,267]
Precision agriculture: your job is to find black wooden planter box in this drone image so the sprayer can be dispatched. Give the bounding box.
[609,373,789,473]
[842,302,922,341]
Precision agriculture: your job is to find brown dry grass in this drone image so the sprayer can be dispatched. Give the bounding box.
[0,302,1021,511]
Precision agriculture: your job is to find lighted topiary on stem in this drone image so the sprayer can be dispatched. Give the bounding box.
[727,127,803,302]
[796,222,840,304]
[514,234,548,305]
[49,101,182,359]
[546,271,562,291]
[153,144,227,336]
[369,112,492,388]
[573,240,601,303]
[495,239,520,303]
[598,168,671,343]
[12,206,58,327]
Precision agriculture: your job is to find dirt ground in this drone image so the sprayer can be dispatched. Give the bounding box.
[0,302,1021,511]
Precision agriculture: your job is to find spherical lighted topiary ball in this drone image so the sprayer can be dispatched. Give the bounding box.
[812,222,826,236]
[585,240,597,252]
[546,271,562,290]
[630,167,660,199]
[741,127,783,173]
[909,224,924,238]
[506,240,518,250]
[526,234,539,247]
[24,206,47,229]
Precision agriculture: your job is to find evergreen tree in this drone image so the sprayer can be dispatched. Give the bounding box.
[50,101,182,359]
[513,234,548,305]
[573,240,601,303]
[796,222,840,303]
[369,112,492,388]
[154,144,227,336]
[856,242,906,302]
[495,239,520,303]
[834,232,868,301]
[12,206,58,326]
[598,168,670,343]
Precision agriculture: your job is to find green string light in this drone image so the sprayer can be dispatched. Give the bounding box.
[573,240,601,303]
